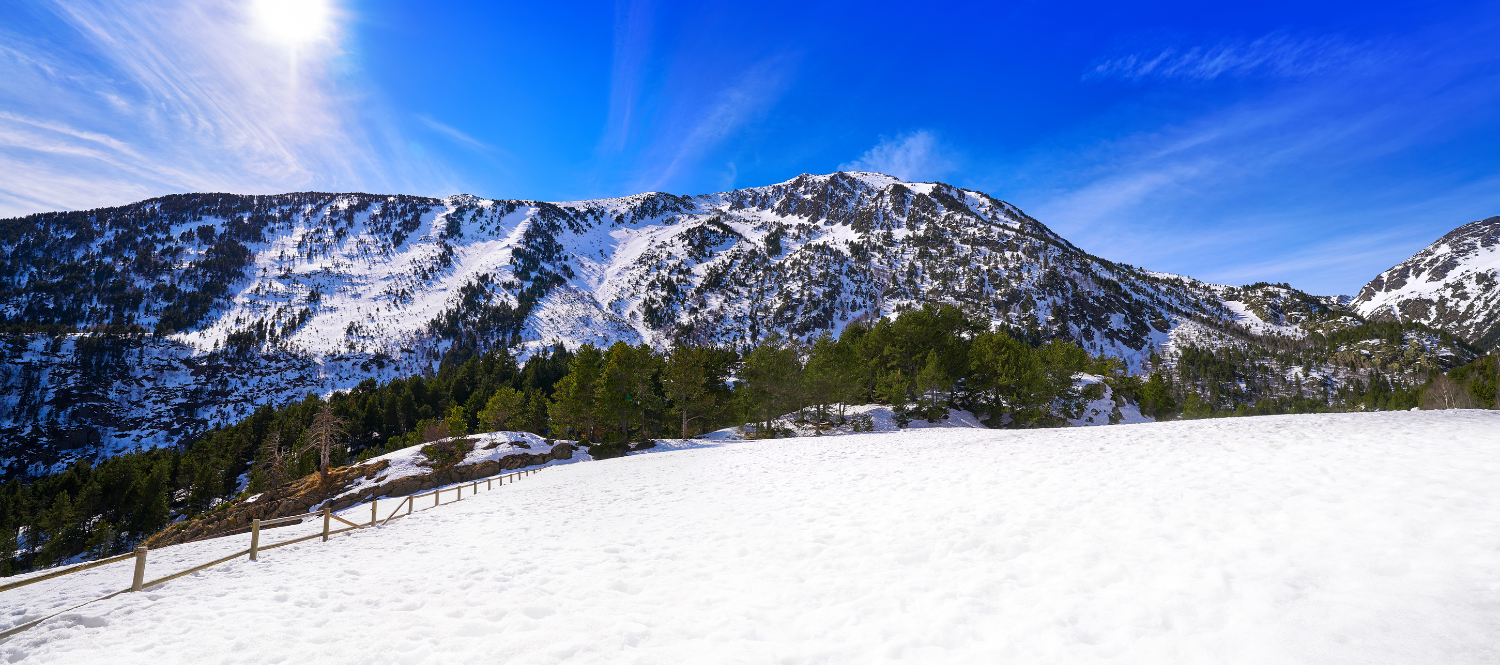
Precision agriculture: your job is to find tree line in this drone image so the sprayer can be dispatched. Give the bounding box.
[1,304,1115,574]
[1147,345,1498,420]
[13,303,1488,576]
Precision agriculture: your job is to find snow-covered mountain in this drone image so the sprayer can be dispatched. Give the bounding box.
[1353,216,1500,351]
[0,172,1486,472]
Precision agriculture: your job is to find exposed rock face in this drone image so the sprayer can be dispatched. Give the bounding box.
[144,442,573,548]
[1354,216,1500,351]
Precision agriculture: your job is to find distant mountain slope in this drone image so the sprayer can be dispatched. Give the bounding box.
[1353,216,1500,351]
[0,173,1483,473]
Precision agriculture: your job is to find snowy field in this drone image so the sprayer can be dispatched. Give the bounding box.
[4,410,1499,664]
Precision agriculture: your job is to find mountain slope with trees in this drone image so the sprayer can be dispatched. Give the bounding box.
[0,173,1489,476]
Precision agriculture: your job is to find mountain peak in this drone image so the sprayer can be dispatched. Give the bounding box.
[1353,215,1500,349]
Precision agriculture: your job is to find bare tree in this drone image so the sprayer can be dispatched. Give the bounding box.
[257,430,291,490]
[1421,375,1481,410]
[299,406,346,482]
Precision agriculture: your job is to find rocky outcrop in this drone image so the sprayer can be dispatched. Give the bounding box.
[145,441,574,548]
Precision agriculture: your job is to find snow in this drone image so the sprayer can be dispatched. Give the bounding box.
[702,404,989,440]
[333,431,570,504]
[6,410,1498,664]
[1351,218,1499,339]
[1069,374,1152,426]
[1221,300,1307,338]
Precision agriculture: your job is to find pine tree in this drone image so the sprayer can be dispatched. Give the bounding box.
[1139,371,1177,421]
[664,344,733,438]
[737,335,803,437]
[914,349,951,421]
[84,519,115,560]
[968,330,1037,425]
[444,405,469,437]
[802,333,842,432]
[598,342,661,442]
[549,344,606,441]
[479,387,525,431]
[37,492,76,568]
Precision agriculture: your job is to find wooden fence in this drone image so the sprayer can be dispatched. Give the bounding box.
[0,466,546,640]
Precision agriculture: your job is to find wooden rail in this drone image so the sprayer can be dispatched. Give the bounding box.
[0,550,138,594]
[0,466,547,640]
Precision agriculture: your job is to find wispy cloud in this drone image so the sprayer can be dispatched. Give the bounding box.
[637,54,793,192]
[840,130,955,182]
[598,0,654,157]
[998,29,1500,295]
[0,0,451,216]
[1085,32,1370,82]
[418,115,492,153]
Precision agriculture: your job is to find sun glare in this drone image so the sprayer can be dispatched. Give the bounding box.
[252,0,334,46]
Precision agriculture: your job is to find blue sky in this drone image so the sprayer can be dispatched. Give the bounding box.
[2,0,1498,295]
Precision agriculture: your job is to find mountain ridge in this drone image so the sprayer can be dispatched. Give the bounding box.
[1353,215,1500,350]
[0,171,1488,472]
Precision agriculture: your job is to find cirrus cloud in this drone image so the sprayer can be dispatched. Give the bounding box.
[1085,32,1372,82]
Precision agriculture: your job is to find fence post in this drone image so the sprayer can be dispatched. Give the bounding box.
[457,485,462,501]
[131,546,147,591]
[322,507,330,542]
[434,490,439,507]
[408,496,414,515]
[371,500,377,527]
[249,519,260,561]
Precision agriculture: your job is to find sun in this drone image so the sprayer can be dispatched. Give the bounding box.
[252,0,335,46]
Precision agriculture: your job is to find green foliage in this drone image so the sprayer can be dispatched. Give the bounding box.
[737,334,804,437]
[662,344,734,438]
[0,450,175,575]
[549,344,606,442]
[418,438,474,470]
[968,329,1039,424]
[1139,372,1177,421]
[802,332,858,432]
[479,387,526,430]
[444,405,468,437]
[1423,353,1499,410]
[1446,353,1498,407]
[598,342,663,442]
[964,331,1092,427]
[586,440,631,460]
[1179,391,1215,420]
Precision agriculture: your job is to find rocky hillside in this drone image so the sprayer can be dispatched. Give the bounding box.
[1353,216,1500,351]
[0,172,1486,473]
